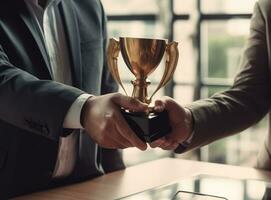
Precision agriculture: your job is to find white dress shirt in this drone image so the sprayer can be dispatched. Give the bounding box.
[25,0,91,178]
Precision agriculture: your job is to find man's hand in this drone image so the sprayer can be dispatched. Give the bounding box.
[149,96,194,150]
[81,93,148,151]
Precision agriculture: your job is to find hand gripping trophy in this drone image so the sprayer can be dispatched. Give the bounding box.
[107,37,179,143]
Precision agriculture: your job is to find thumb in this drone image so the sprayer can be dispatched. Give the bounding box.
[154,99,166,112]
[112,94,148,112]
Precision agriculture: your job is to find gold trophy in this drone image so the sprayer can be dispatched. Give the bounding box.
[107,37,179,142]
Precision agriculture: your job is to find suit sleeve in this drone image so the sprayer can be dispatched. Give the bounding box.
[175,2,271,153]
[0,45,84,141]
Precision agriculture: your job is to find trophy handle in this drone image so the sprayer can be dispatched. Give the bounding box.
[149,41,179,101]
[107,38,128,95]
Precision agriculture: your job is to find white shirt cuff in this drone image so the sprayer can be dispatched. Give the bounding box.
[63,94,92,129]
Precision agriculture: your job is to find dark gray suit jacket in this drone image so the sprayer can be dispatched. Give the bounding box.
[176,0,271,170]
[0,0,124,198]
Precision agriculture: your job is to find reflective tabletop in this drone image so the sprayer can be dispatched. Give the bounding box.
[120,175,271,200]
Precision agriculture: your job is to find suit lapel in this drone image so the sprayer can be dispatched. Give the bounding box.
[52,1,96,177]
[57,0,82,88]
[19,2,53,77]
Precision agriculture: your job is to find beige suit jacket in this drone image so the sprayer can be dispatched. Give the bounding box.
[176,0,271,170]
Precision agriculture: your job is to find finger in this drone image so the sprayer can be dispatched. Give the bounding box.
[103,111,134,148]
[167,128,188,144]
[154,100,165,112]
[149,138,166,148]
[94,133,127,149]
[163,97,181,113]
[162,142,179,151]
[112,94,148,112]
[156,139,172,149]
[111,124,134,148]
[112,111,147,150]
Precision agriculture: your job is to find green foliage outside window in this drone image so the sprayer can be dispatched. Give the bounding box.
[208,35,246,78]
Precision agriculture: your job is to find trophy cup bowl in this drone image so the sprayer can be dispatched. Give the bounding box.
[107,37,179,143]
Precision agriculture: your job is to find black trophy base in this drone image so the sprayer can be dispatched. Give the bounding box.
[121,109,171,143]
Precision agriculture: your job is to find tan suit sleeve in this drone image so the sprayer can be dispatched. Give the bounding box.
[175,2,271,153]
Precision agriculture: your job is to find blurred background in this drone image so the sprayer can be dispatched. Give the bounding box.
[100,0,267,168]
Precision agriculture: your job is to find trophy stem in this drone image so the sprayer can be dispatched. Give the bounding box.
[131,78,151,104]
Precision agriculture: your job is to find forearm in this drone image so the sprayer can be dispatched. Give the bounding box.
[0,63,84,140]
[181,88,270,152]
[176,2,271,153]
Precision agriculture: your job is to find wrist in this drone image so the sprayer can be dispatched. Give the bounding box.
[175,108,195,151]
[182,107,194,145]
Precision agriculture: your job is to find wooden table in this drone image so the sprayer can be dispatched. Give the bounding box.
[15,158,271,200]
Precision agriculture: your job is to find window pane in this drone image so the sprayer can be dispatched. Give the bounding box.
[174,85,194,104]
[201,86,228,98]
[201,0,256,14]
[174,21,196,84]
[107,21,163,39]
[200,86,268,166]
[101,0,159,15]
[201,118,267,166]
[201,20,250,84]
[227,120,266,166]
[118,83,164,101]
[174,0,196,14]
